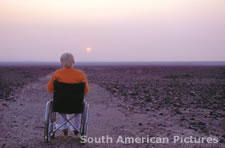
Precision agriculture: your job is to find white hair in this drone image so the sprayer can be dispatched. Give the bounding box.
[60,53,75,68]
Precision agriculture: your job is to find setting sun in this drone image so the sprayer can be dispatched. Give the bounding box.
[86,48,92,53]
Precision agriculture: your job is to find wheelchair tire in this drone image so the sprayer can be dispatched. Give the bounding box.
[44,110,50,142]
[44,100,53,143]
[81,102,89,137]
[50,112,56,139]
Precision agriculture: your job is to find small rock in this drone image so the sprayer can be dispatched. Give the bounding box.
[180,117,185,121]
[2,144,6,148]
[190,91,196,96]
[168,91,173,95]
[2,102,8,107]
[138,123,142,126]
[140,96,145,99]
[145,98,151,102]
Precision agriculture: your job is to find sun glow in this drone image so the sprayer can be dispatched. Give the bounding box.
[86,48,92,53]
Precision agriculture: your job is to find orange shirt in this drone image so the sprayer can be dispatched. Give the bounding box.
[47,68,89,94]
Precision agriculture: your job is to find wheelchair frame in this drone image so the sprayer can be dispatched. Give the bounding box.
[44,99,89,143]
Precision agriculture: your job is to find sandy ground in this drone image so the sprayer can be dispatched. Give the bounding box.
[0,72,224,148]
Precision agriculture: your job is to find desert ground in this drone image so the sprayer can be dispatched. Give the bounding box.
[0,64,225,148]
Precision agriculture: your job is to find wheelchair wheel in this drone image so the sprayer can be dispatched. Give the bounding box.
[49,112,56,139]
[81,101,89,137]
[44,100,55,143]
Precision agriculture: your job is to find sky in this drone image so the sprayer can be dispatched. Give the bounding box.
[0,0,225,62]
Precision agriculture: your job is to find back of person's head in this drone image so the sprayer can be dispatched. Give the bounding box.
[60,52,75,68]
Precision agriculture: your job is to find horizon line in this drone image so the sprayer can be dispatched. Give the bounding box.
[0,61,225,66]
[0,60,225,63]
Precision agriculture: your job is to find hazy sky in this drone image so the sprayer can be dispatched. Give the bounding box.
[0,0,225,62]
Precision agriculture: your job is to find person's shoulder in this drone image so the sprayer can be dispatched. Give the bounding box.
[56,68,64,72]
[53,68,64,74]
[73,68,86,75]
[74,68,84,73]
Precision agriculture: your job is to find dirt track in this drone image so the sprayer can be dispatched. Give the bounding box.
[0,73,224,148]
[0,74,137,148]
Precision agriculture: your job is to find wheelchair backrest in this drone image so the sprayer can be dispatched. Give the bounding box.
[53,80,85,114]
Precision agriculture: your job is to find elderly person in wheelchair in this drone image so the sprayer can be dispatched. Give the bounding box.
[44,53,89,143]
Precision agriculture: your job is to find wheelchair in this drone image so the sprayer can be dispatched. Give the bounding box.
[44,80,89,143]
